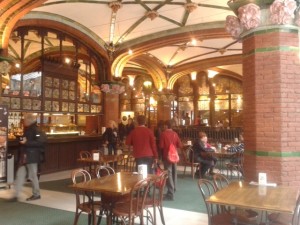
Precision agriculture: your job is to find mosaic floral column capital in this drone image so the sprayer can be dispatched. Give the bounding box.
[226,0,300,39]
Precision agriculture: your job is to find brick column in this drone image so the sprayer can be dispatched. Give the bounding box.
[243,28,300,186]
[226,0,300,186]
[103,93,119,127]
[157,101,171,122]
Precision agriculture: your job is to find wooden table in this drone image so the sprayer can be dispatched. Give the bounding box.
[207,181,299,215]
[78,155,121,174]
[211,150,235,173]
[70,172,156,225]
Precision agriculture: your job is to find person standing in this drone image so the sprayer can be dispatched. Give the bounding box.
[184,112,191,126]
[102,120,118,155]
[170,112,180,127]
[154,120,165,160]
[125,117,135,136]
[126,115,158,174]
[118,118,126,146]
[11,113,47,201]
[159,120,182,201]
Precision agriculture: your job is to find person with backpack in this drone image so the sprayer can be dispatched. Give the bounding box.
[159,120,182,201]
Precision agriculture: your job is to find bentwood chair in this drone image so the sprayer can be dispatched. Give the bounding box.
[198,179,254,225]
[226,151,244,180]
[181,145,199,179]
[212,174,258,222]
[265,194,300,225]
[80,150,92,159]
[95,165,115,178]
[212,174,230,191]
[144,170,168,225]
[124,154,136,172]
[112,178,151,225]
[71,169,102,225]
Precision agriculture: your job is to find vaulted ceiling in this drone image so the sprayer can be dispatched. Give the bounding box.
[1,0,242,90]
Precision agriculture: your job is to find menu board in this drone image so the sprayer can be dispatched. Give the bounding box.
[0,105,8,182]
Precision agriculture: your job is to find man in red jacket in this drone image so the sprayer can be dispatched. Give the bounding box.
[126,115,158,174]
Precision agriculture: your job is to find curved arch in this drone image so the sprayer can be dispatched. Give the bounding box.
[111,24,230,89]
[168,54,242,88]
[17,11,108,60]
[0,0,46,49]
[130,55,167,90]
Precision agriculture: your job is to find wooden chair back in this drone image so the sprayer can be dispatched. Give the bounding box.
[181,145,199,179]
[212,174,229,191]
[124,154,136,172]
[79,151,91,159]
[95,165,115,178]
[198,179,219,225]
[113,178,151,225]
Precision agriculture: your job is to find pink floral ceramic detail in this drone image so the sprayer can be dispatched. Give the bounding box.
[225,15,243,39]
[270,0,297,24]
[238,3,261,30]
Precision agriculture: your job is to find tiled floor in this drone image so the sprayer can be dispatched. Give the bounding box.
[0,169,209,225]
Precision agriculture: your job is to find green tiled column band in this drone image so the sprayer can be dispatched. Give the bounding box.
[245,150,300,157]
[244,46,299,57]
[243,27,300,56]
[243,27,298,39]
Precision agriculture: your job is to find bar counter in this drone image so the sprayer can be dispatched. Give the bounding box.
[8,134,102,174]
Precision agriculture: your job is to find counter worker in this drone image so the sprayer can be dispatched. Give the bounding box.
[10,113,47,201]
[126,115,158,174]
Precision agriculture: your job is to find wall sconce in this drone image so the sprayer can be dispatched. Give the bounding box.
[143,80,152,96]
[191,71,197,81]
[127,75,136,87]
[207,69,218,78]
[143,81,152,89]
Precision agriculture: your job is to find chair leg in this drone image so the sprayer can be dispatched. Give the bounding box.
[157,205,166,225]
[73,210,80,225]
[97,209,104,225]
[191,165,194,179]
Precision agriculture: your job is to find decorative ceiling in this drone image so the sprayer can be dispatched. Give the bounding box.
[2,0,243,89]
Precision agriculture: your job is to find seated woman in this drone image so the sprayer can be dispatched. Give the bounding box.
[192,132,218,177]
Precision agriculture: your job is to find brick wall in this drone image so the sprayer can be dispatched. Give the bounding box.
[243,29,300,186]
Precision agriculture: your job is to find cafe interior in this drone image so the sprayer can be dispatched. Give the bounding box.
[0,1,299,225]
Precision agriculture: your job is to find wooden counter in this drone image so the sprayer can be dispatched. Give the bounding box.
[8,135,102,174]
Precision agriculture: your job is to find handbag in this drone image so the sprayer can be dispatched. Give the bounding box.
[155,164,164,188]
[167,134,180,163]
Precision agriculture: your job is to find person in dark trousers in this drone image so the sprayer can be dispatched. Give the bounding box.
[125,117,135,136]
[154,120,165,160]
[192,132,217,178]
[118,118,126,146]
[10,113,47,201]
[159,120,182,201]
[102,120,118,155]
